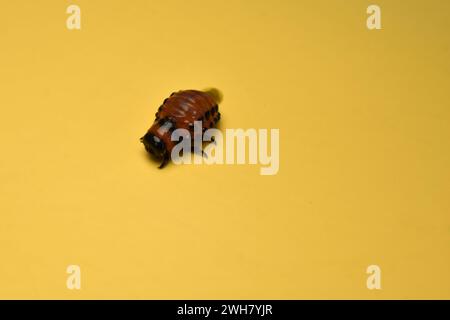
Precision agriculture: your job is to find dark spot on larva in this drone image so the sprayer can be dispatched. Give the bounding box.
[170,92,176,96]
[158,118,165,126]
[205,110,210,119]
[217,113,221,120]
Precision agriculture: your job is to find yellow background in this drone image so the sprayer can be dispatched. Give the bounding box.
[0,0,449,299]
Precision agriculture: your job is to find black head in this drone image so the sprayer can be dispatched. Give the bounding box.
[140,132,167,159]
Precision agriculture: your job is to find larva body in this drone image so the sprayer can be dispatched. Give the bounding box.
[141,89,222,168]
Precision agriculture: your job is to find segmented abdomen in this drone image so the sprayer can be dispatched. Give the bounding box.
[155,90,220,133]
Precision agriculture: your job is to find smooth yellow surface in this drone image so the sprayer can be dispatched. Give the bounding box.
[0,0,449,299]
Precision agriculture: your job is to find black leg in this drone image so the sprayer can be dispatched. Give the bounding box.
[158,155,169,169]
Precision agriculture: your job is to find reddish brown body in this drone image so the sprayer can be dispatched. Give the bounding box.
[141,89,222,168]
